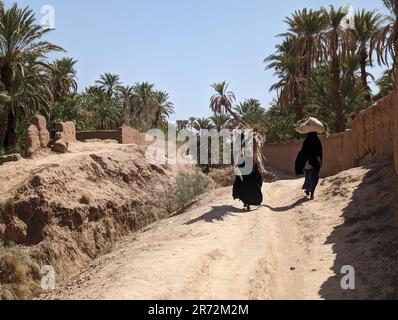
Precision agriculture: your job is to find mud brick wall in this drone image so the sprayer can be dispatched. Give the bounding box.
[76,130,119,142]
[25,115,51,157]
[264,89,398,177]
[55,122,77,144]
[76,127,153,147]
[117,127,153,146]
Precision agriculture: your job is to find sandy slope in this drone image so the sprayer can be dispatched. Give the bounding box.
[44,162,398,300]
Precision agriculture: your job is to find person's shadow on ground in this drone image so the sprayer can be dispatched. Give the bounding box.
[262,197,310,212]
[185,205,246,225]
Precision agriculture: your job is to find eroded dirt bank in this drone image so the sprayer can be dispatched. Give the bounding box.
[44,162,398,300]
[0,141,183,299]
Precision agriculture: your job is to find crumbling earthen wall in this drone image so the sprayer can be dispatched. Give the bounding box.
[25,115,51,157]
[265,89,398,177]
[117,126,153,146]
[76,130,119,142]
[55,122,77,144]
[76,127,151,146]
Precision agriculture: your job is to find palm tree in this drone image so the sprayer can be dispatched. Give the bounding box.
[117,85,133,104]
[94,99,120,130]
[131,81,155,115]
[377,0,398,69]
[188,117,197,130]
[321,5,349,132]
[281,9,327,76]
[0,4,63,149]
[350,9,384,100]
[308,54,367,128]
[153,91,174,128]
[234,99,266,126]
[116,85,134,125]
[95,73,121,98]
[235,99,261,114]
[82,87,120,130]
[51,94,90,130]
[265,37,296,71]
[49,57,78,102]
[193,118,214,132]
[263,102,296,142]
[210,114,232,131]
[176,120,189,132]
[267,55,308,120]
[210,81,246,126]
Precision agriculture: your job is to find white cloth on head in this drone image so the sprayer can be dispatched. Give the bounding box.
[296,117,325,135]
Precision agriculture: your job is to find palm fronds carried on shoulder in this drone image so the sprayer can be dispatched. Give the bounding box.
[210,82,268,177]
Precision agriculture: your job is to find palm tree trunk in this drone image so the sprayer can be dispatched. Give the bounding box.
[295,103,304,122]
[153,109,161,129]
[391,35,398,85]
[225,106,249,128]
[332,33,345,133]
[4,111,17,149]
[332,61,345,132]
[294,83,304,121]
[0,111,8,148]
[1,63,18,150]
[360,45,371,102]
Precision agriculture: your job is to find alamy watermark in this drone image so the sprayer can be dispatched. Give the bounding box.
[40,5,55,29]
[145,126,255,176]
[341,265,355,290]
[41,265,56,290]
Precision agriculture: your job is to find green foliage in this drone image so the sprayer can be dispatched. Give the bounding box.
[0,4,63,149]
[193,118,214,131]
[234,99,267,126]
[210,114,232,131]
[265,3,393,136]
[263,104,297,143]
[0,4,176,151]
[375,69,395,100]
[163,170,210,214]
[1,242,17,250]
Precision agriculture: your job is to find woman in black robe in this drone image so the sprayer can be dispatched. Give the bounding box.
[296,132,323,200]
[233,153,263,212]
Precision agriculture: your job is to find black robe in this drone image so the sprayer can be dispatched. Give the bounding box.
[295,132,323,175]
[233,157,263,206]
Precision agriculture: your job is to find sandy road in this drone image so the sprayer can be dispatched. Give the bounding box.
[44,175,344,300]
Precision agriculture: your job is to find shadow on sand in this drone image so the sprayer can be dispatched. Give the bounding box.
[262,197,310,212]
[319,162,398,299]
[185,205,246,225]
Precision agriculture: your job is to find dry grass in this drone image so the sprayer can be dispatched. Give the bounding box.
[208,166,236,188]
[0,243,40,300]
[0,254,28,283]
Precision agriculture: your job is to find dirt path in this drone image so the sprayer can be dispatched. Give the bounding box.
[44,172,351,300]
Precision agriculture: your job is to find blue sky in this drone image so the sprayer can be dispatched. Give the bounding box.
[9,0,389,122]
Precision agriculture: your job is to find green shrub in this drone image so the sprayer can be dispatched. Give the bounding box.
[0,116,30,157]
[1,242,17,250]
[163,170,210,214]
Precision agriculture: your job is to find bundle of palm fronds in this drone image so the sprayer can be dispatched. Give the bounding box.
[209,81,268,177]
[251,125,268,178]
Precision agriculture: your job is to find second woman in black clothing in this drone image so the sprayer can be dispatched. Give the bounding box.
[296,132,323,200]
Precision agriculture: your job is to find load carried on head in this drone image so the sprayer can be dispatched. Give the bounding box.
[295,117,326,135]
